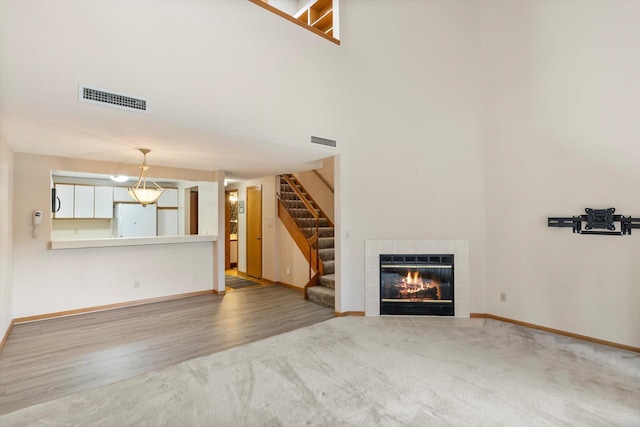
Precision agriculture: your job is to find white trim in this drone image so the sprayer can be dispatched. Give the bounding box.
[50,234,216,250]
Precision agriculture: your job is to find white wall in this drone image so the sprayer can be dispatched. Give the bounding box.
[52,219,112,240]
[177,181,198,235]
[213,171,225,293]
[197,181,218,236]
[0,1,342,169]
[11,153,218,318]
[267,0,300,16]
[316,155,334,190]
[0,138,14,339]
[295,156,335,223]
[280,157,335,288]
[277,218,312,288]
[482,1,640,347]
[337,0,486,314]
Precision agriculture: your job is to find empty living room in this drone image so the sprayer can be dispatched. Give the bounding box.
[1,0,638,425]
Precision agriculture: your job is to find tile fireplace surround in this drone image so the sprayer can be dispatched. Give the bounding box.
[364,240,470,317]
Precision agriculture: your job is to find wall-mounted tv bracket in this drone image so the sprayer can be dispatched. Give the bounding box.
[548,208,640,236]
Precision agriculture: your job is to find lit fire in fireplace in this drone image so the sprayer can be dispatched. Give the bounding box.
[380,254,453,315]
[397,270,440,299]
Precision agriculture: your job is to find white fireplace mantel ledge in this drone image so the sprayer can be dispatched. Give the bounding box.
[50,235,217,250]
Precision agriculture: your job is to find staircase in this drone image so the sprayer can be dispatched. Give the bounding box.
[278,174,335,309]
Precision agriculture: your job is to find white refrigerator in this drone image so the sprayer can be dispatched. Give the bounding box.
[113,203,157,237]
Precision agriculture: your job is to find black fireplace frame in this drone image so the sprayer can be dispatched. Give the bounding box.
[379,254,454,316]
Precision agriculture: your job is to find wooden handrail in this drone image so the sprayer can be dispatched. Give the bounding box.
[278,174,333,280]
[281,174,319,222]
[287,174,334,228]
[281,175,320,279]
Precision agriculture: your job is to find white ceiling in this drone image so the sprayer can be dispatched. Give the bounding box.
[0,1,336,181]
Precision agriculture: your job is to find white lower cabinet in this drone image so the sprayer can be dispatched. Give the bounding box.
[157,209,178,236]
[157,188,178,207]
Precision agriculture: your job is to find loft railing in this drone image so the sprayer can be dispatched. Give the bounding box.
[248,0,340,45]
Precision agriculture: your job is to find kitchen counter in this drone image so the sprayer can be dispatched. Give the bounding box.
[50,235,217,250]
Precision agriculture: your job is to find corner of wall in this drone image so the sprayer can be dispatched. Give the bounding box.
[0,137,15,343]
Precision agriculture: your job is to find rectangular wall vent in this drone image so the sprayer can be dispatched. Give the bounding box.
[80,86,147,112]
[310,135,337,148]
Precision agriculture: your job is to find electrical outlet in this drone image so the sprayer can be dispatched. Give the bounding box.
[134,281,140,288]
[286,267,291,275]
[500,292,506,302]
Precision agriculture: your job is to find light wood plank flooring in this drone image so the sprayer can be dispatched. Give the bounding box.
[0,282,334,415]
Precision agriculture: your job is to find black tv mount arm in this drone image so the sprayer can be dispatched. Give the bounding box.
[548,208,640,236]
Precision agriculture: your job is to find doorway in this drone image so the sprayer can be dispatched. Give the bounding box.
[225,190,238,270]
[189,190,198,235]
[246,185,262,279]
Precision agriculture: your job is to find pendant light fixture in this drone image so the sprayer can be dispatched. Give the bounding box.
[128,148,165,206]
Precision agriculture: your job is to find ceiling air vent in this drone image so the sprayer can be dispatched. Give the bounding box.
[310,135,337,148]
[79,86,147,112]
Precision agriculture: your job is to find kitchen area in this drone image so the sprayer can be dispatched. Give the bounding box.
[50,171,197,241]
[9,153,223,323]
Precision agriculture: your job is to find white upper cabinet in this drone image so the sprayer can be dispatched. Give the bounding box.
[54,184,74,219]
[157,188,178,207]
[55,184,114,219]
[94,186,114,218]
[113,187,132,202]
[74,185,94,218]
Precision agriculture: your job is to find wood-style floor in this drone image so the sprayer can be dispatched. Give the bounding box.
[0,277,334,415]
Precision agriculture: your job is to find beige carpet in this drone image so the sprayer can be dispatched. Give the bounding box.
[1,317,639,426]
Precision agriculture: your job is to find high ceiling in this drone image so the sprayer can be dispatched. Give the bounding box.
[0,0,336,181]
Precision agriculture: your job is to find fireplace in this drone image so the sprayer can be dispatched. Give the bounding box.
[380,254,454,316]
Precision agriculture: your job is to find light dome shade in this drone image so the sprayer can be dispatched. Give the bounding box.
[110,175,129,183]
[128,188,164,206]
[127,148,165,206]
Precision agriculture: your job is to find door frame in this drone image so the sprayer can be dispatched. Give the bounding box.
[225,190,239,270]
[225,190,231,270]
[246,185,262,279]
